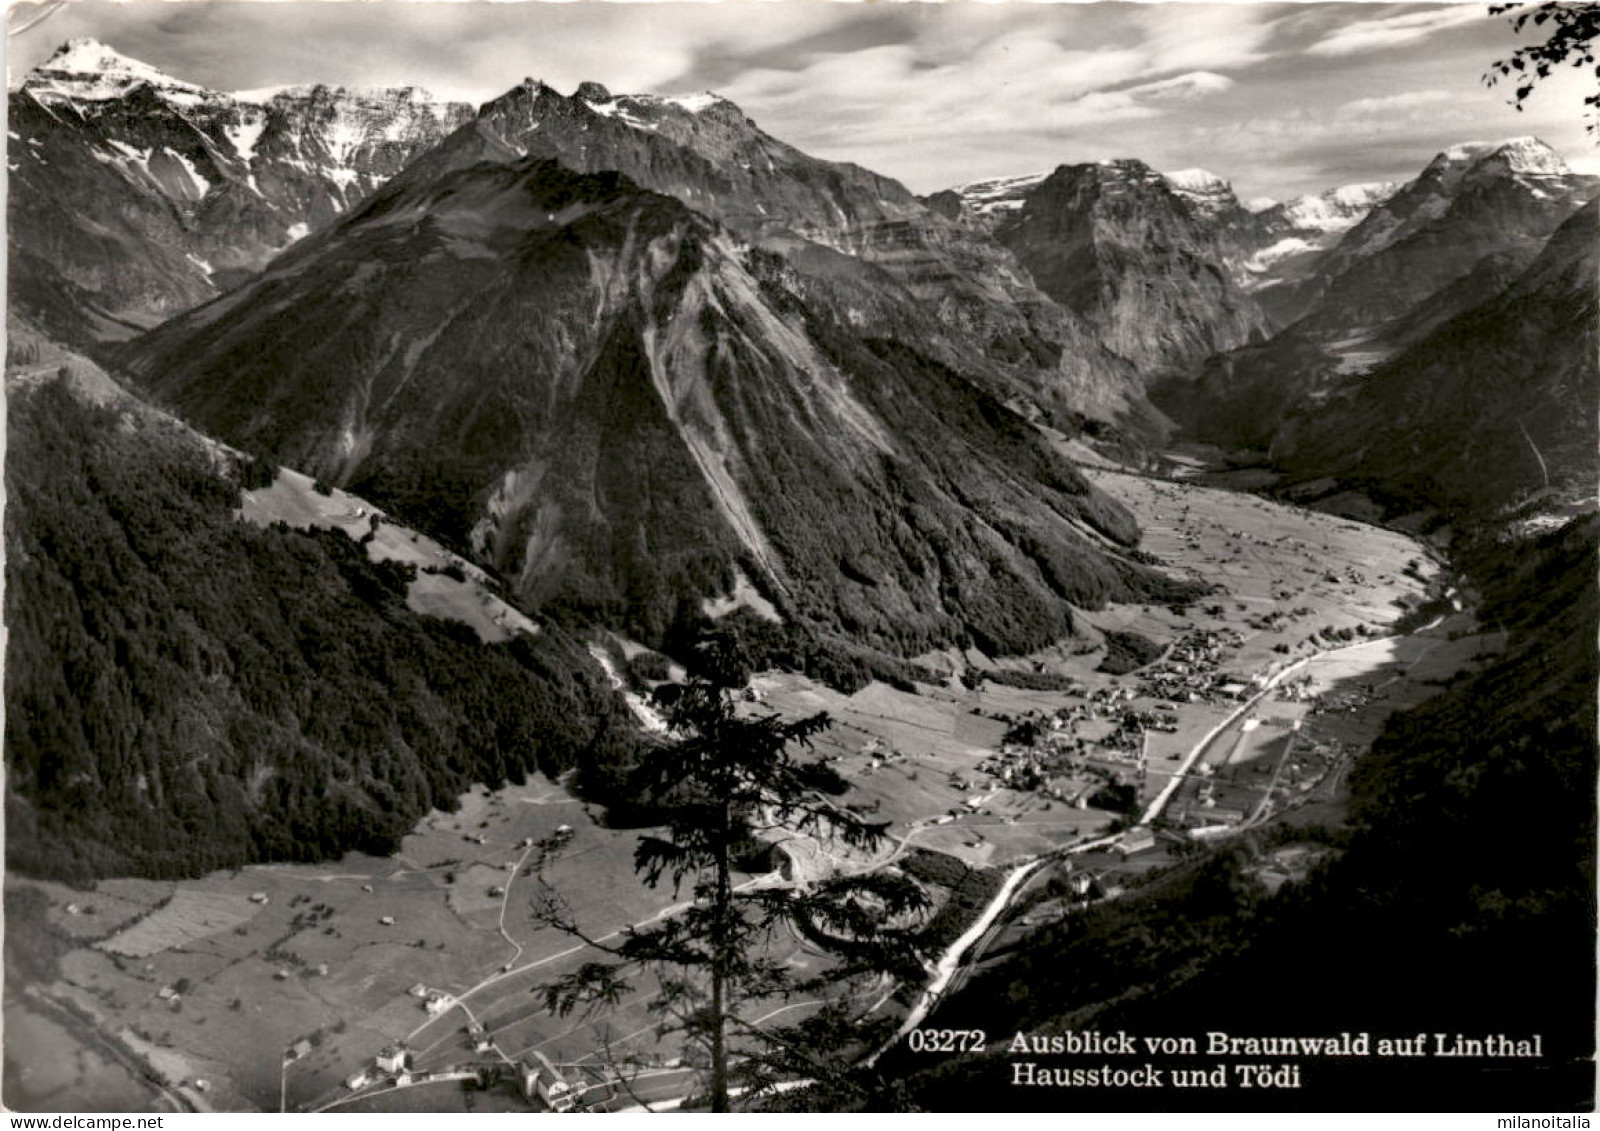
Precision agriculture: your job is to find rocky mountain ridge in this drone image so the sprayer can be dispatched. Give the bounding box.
[8,38,473,346]
[119,156,1198,660]
[360,74,1153,433]
[966,158,1270,379]
[1170,137,1598,519]
[937,164,1398,320]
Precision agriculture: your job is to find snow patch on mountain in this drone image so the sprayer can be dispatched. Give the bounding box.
[665,92,725,113]
[1243,236,1318,276]
[166,148,212,200]
[582,95,660,132]
[1277,181,1397,233]
[579,86,732,132]
[223,114,267,164]
[1164,167,1228,193]
[949,172,1048,218]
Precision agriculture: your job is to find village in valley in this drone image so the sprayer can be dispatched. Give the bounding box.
[8,458,1499,1114]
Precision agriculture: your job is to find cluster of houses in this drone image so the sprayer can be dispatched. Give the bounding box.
[1132,628,1248,704]
[337,1035,590,1112]
[946,689,1174,819]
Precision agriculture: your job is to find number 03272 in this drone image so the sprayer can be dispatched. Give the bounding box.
[906,1028,987,1053]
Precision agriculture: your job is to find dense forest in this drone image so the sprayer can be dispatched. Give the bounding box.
[5,376,640,881]
[867,516,1598,1111]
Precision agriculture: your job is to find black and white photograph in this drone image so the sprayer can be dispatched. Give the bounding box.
[3,0,1596,1115]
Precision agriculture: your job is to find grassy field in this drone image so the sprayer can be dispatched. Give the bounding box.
[240,469,537,643]
[99,890,264,958]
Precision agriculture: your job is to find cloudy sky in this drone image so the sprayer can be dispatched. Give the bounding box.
[8,0,1597,200]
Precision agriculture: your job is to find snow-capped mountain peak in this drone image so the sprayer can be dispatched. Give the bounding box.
[9,40,474,345]
[1162,167,1240,219]
[1432,136,1570,177]
[1164,167,1228,193]
[24,38,208,106]
[1484,135,1571,175]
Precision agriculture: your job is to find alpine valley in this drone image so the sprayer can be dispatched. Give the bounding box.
[5,36,1595,1117]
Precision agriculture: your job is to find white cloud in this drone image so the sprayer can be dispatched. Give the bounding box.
[1339,88,1457,115]
[1127,4,1278,74]
[1305,6,1490,58]
[1130,71,1236,102]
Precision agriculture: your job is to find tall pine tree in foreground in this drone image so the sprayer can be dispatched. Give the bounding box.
[535,635,927,1111]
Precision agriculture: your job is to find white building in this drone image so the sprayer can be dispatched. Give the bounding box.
[521,1050,582,1112]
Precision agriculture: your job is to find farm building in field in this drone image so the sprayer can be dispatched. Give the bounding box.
[375,1045,410,1073]
[407,983,429,999]
[249,892,269,904]
[288,1039,313,1061]
[424,993,453,1016]
[345,1071,371,1091]
[521,1050,582,1112]
[1116,827,1158,857]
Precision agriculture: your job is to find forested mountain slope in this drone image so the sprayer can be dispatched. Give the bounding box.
[6,361,636,880]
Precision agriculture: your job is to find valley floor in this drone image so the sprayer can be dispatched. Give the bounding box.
[3,448,1497,1114]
